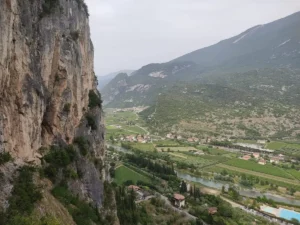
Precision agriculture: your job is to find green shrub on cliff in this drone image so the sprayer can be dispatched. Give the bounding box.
[88,90,102,108]
[42,0,60,15]
[42,145,77,182]
[44,145,76,167]
[86,114,97,130]
[51,184,106,225]
[73,136,89,156]
[0,152,12,165]
[2,167,42,224]
[75,0,89,16]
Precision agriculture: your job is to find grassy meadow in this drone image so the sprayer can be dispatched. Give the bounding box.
[114,165,150,185]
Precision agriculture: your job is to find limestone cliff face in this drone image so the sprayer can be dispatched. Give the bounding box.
[0,0,111,216]
[0,0,100,162]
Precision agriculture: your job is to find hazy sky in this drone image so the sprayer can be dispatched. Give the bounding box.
[86,0,300,76]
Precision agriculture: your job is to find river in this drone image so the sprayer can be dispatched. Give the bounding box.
[108,144,300,206]
[176,171,300,206]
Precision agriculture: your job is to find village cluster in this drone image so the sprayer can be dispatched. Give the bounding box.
[240,152,285,165]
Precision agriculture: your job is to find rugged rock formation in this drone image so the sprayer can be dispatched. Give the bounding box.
[0,0,97,162]
[0,0,112,220]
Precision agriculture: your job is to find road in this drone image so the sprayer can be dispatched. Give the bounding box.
[218,164,299,185]
[158,194,197,220]
[220,196,291,225]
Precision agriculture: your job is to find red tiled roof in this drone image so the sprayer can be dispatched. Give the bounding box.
[173,193,185,200]
[128,185,140,191]
[208,207,218,214]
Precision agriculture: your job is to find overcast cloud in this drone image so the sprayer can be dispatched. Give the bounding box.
[85,0,300,76]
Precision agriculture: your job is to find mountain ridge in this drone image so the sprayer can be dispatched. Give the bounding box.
[97,70,135,89]
[102,11,300,139]
[103,11,300,108]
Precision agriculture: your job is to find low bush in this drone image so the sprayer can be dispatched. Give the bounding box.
[4,167,42,224]
[44,145,76,167]
[73,136,89,156]
[70,31,80,41]
[0,152,12,165]
[86,114,97,130]
[52,185,104,225]
[63,103,71,113]
[88,90,102,108]
[41,0,60,16]
[42,145,77,182]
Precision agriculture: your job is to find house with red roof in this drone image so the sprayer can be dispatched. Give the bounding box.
[173,193,185,208]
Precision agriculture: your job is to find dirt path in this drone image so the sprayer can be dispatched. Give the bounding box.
[169,153,188,159]
[134,112,150,134]
[220,196,243,208]
[218,164,300,185]
[159,194,197,220]
[201,187,220,195]
[115,164,123,169]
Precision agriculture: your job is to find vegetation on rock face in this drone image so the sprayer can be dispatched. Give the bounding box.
[115,186,139,225]
[41,0,89,17]
[42,145,77,182]
[63,103,71,113]
[0,152,12,165]
[0,167,42,225]
[86,114,97,130]
[73,136,89,156]
[88,90,102,109]
[75,0,89,17]
[42,0,60,16]
[0,215,63,225]
[70,31,80,41]
[52,184,109,225]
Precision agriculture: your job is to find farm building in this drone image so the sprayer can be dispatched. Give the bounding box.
[128,185,140,191]
[187,138,194,142]
[257,140,267,144]
[242,155,251,160]
[252,153,260,159]
[258,159,266,165]
[208,207,218,215]
[270,157,280,164]
[173,193,185,208]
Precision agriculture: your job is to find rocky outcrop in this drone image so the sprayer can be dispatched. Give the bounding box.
[0,0,96,162]
[0,0,111,217]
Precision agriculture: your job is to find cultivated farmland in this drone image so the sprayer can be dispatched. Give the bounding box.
[114,165,150,185]
[224,159,294,179]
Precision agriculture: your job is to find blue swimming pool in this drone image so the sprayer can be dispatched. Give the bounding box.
[279,208,300,222]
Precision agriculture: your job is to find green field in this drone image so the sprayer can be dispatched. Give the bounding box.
[167,152,217,167]
[235,139,258,144]
[225,159,294,179]
[266,141,300,151]
[158,146,198,152]
[114,165,150,185]
[213,164,300,190]
[130,143,155,151]
[199,155,230,161]
[154,140,182,146]
[105,110,148,137]
[285,169,300,180]
[196,145,228,155]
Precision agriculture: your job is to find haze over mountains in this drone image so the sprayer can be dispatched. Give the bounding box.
[97,70,135,89]
[102,11,300,138]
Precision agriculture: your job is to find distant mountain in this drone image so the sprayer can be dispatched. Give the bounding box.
[102,12,300,139]
[102,11,300,107]
[97,70,135,90]
[140,68,300,138]
[172,11,300,71]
